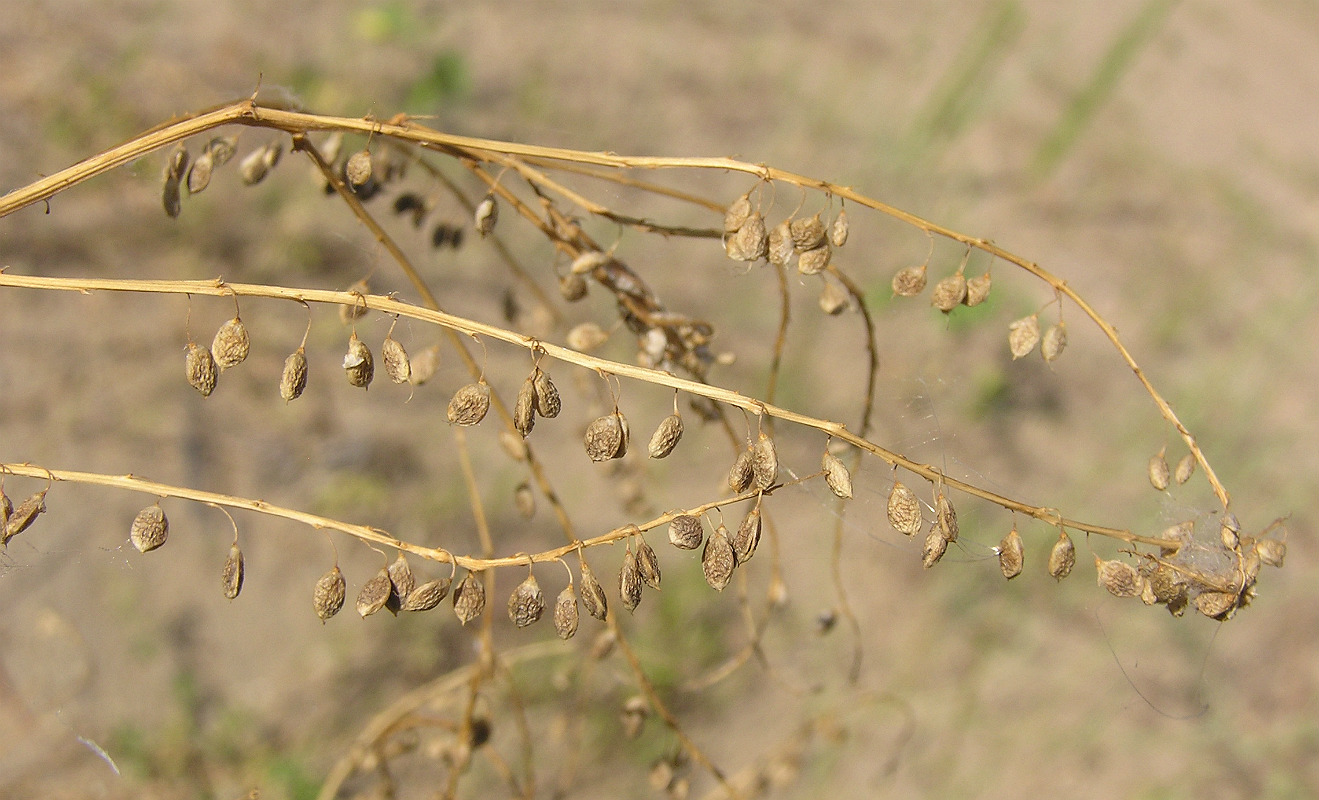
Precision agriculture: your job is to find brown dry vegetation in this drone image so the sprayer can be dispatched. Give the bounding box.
[2,2,1317,799]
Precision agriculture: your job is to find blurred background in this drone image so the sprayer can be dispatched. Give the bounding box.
[1,1,1316,798]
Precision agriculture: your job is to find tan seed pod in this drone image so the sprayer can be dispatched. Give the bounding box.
[751,433,778,490]
[313,566,347,622]
[345,149,373,187]
[931,272,967,312]
[796,243,832,276]
[3,490,47,545]
[728,449,754,493]
[356,567,392,617]
[829,209,849,247]
[514,377,537,437]
[514,481,536,518]
[447,380,491,426]
[221,544,244,599]
[343,332,374,389]
[648,413,684,459]
[1041,321,1068,363]
[1048,531,1076,580]
[635,536,662,590]
[619,550,643,612]
[566,322,609,352]
[819,279,850,315]
[1255,538,1286,568]
[388,552,416,600]
[339,279,370,325]
[584,414,625,462]
[408,344,441,385]
[130,504,169,553]
[533,369,561,418]
[559,273,588,302]
[452,571,486,625]
[579,561,608,621]
[474,194,498,237]
[733,505,762,562]
[401,578,451,611]
[381,336,410,384]
[668,514,704,550]
[964,272,992,307]
[725,212,768,262]
[1095,556,1142,598]
[280,347,308,402]
[508,573,545,628]
[998,526,1024,579]
[1220,523,1239,551]
[166,142,190,182]
[554,584,579,639]
[766,219,795,267]
[162,175,182,218]
[211,317,250,370]
[702,524,736,591]
[790,214,827,251]
[1008,314,1041,360]
[1158,520,1193,556]
[724,193,753,233]
[1174,453,1196,485]
[1140,579,1159,606]
[185,342,218,396]
[822,452,853,499]
[570,250,611,275]
[1148,449,1171,491]
[1147,564,1186,604]
[935,492,959,542]
[892,264,928,297]
[887,481,922,536]
[205,135,238,168]
[186,151,214,194]
[921,529,949,569]
[1194,591,1237,620]
[239,145,273,185]
[261,140,283,170]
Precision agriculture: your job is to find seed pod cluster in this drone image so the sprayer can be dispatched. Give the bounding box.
[830,209,849,247]
[211,317,250,370]
[408,345,441,386]
[161,143,188,217]
[345,149,373,188]
[130,504,169,553]
[796,243,831,276]
[388,552,415,602]
[887,481,922,536]
[314,566,347,622]
[648,413,684,459]
[508,573,545,628]
[448,380,491,426]
[818,279,850,315]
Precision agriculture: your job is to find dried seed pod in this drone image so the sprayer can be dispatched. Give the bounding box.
[514,481,535,518]
[619,550,643,612]
[532,369,561,418]
[1158,521,1193,556]
[186,151,214,194]
[1008,315,1041,360]
[1148,449,1171,491]
[570,250,611,275]
[931,272,967,312]
[381,335,411,384]
[822,452,853,499]
[345,149,372,187]
[313,566,346,622]
[584,414,625,462]
[635,537,661,590]
[514,377,537,437]
[280,347,308,402]
[724,193,753,233]
[166,143,190,182]
[998,526,1024,579]
[499,430,529,462]
[1041,321,1068,363]
[554,583,579,639]
[205,136,238,167]
[130,504,169,553]
[1220,522,1239,551]
[1095,556,1142,598]
[733,505,762,562]
[566,322,609,352]
[751,433,778,490]
[343,332,374,389]
[892,264,928,297]
[452,571,486,625]
[579,561,608,621]
[1194,591,1237,620]
[1,488,12,530]
[339,279,370,325]
[728,449,754,493]
[790,214,826,251]
[922,530,949,568]
[668,514,704,550]
[935,492,959,542]
[767,219,795,267]
[401,578,451,611]
[1147,564,1185,604]
[239,144,274,185]
[474,194,498,237]
[508,573,545,628]
[830,209,849,247]
[702,524,736,591]
[447,380,491,426]
[408,345,440,386]
[648,414,684,459]
[1174,453,1196,485]
[185,342,218,396]
[796,243,831,276]
[1140,579,1159,606]
[388,552,416,600]
[559,273,588,302]
[357,567,393,617]
[964,272,992,307]
[725,212,768,262]
[819,279,850,315]
[1255,538,1286,568]
[887,481,922,536]
[3,490,47,545]
[162,175,182,218]
[211,317,250,370]
[1048,532,1076,580]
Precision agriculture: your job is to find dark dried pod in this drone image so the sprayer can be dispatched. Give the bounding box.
[452,571,486,625]
[584,413,626,462]
[619,550,643,612]
[1009,315,1041,360]
[635,535,661,590]
[474,194,498,237]
[514,377,537,437]
[166,143,190,182]
[935,491,959,543]
[796,243,831,276]
[1095,556,1143,598]
[733,504,762,562]
[724,193,753,233]
[751,433,778,490]
[1048,531,1076,580]
[998,526,1024,579]
[1147,564,1186,604]
[921,529,949,568]
[532,369,561,418]
[648,414,684,459]
[892,264,928,297]
[401,578,452,611]
[388,552,416,600]
[1041,321,1068,363]
[931,272,967,312]
[790,214,826,251]
[668,514,704,550]
[162,175,182,218]
[313,566,346,622]
[579,561,608,621]
[1,487,13,531]
[1194,591,1237,620]
[830,209,849,247]
[767,219,795,267]
[211,317,250,370]
[887,481,922,536]
[554,584,579,639]
[343,331,374,389]
[186,150,214,194]
[280,347,308,402]
[447,380,491,426]
[185,342,218,396]
[3,490,47,545]
[1174,453,1196,485]
[728,449,754,493]
[1148,449,1171,491]
[822,452,853,499]
[964,271,992,307]
[356,567,393,617]
[221,544,244,599]
[559,273,588,302]
[205,136,238,168]
[345,149,372,187]
[702,524,736,591]
[381,335,411,384]
[239,144,277,185]
[130,504,169,553]
[508,573,545,628]
[408,345,441,386]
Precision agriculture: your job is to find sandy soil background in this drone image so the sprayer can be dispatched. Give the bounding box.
[1,1,1317,798]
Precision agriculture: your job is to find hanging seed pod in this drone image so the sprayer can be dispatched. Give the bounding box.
[1141,579,1159,606]
[964,272,992,307]
[1256,538,1286,568]
[635,536,662,590]
[891,264,927,297]
[668,514,704,550]
[205,136,238,167]
[725,212,768,262]
[1158,521,1193,556]
[579,561,608,621]
[830,209,849,247]
[822,452,853,499]
[1095,556,1142,598]
[452,571,486,625]
[130,504,169,553]
[474,194,498,237]
[998,526,1024,579]
[922,530,949,569]
[559,273,588,302]
[1008,315,1041,360]
[186,151,214,194]
[447,380,491,426]
[401,577,451,611]
[887,481,922,536]
[1148,449,1171,491]
[343,332,374,389]
[724,193,753,233]
[3,490,47,545]
[280,347,308,402]
[1194,591,1237,620]
[514,481,535,519]
[619,550,643,612]
[345,149,372,187]
[567,322,609,352]
[931,272,967,312]
[790,214,826,251]
[211,317,250,370]
[584,413,626,462]
[1041,321,1068,363]
[162,174,182,218]
[1,488,12,531]
[381,335,411,384]
[166,142,190,182]
[751,433,778,490]
[221,543,244,599]
[239,144,273,185]
[648,413,684,459]
[554,583,579,639]
[935,492,959,542]
[1048,532,1076,580]
[733,504,762,562]
[796,243,831,276]
[819,279,850,315]
[728,449,754,493]
[1147,564,1185,604]
[1220,523,1239,551]
[388,552,416,600]
[767,219,795,267]
[514,377,537,437]
[532,369,561,418]
[508,573,545,628]
[1174,453,1196,485]
[702,524,736,591]
[185,342,218,396]
[357,567,393,617]
[408,344,440,386]
[499,430,529,462]
[313,566,347,622]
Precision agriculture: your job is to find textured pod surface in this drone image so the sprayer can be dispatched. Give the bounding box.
[921,530,949,568]
[1096,557,1143,598]
[381,336,411,384]
[1008,315,1041,360]
[474,195,498,236]
[725,212,768,262]
[161,174,182,218]
[892,264,927,297]
[998,527,1024,579]
[453,571,486,625]
[186,151,214,194]
[751,433,778,490]
[579,561,608,621]
[130,504,169,553]
[668,514,704,550]
[1256,538,1286,568]
[733,505,762,562]
[447,381,491,426]
[345,149,372,187]
[822,452,853,499]
[887,481,923,536]
[508,574,546,628]
[185,342,218,396]
[514,377,537,437]
[567,322,609,352]
[619,550,643,612]
[648,414,684,459]
[1174,453,1196,485]
[1194,591,1238,620]
[221,544,245,599]
[728,449,754,493]
[796,243,831,275]
[790,214,826,251]
[1148,451,1171,491]
[206,135,237,167]
[280,348,308,402]
[554,584,579,639]
[702,525,736,591]
[1041,321,1068,363]
[357,567,393,617]
[388,552,416,600]
[830,209,849,247]
[584,414,625,462]
[400,578,451,611]
[313,566,347,621]
[767,219,794,266]
[635,537,661,590]
[935,492,959,542]
[2,490,46,545]
[1048,532,1076,580]
[724,193,753,233]
[532,369,561,418]
[343,332,374,389]
[570,250,611,275]
[931,273,967,312]
[964,272,992,307]
[211,317,250,370]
